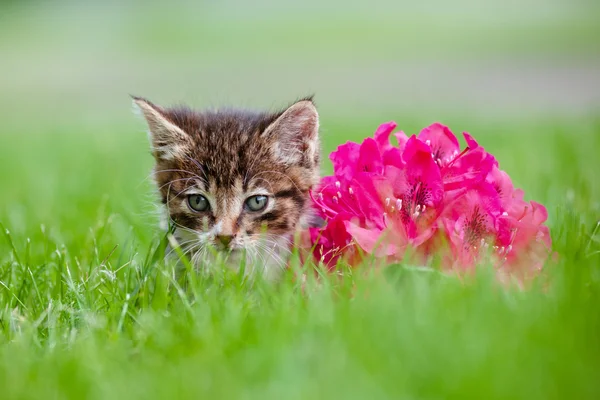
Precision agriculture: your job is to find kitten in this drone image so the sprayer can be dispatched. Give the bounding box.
[134,96,321,280]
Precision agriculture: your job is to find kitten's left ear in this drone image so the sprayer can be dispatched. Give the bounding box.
[262,99,320,166]
[132,96,189,161]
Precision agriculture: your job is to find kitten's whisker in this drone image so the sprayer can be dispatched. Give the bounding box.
[167,217,202,237]
[249,177,275,195]
[154,168,206,181]
[189,246,203,270]
[262,241,292,258]
[250,247,259,267]
[165,238,201,258]
[252,245,270,274]
[243,149,268,188]
[190,247,202,269]
[247,233,292,256]
[245,247,256,273]
[140,169,207,193]
[163,179,206,210]
[255,241,287,267]
[257,235,293,254]
[178,239,202,254]
[167,242,200,265]
[184,156,209,184]
[137,168,196,189]
[250,170,304,194]
[157,177,198,192]
[164,181,197,205]
[268,233,293,246]
[169,218,197,234]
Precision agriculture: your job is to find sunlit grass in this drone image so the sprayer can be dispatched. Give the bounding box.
[1,114,599,398]
[1,0,599,396]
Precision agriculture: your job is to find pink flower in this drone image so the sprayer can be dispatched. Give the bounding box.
[418,123,460,165]
[307,214,358,268]
[373,121,398,152]
[304,121,552,282]
[489,164,552,275]
[353,135,444,255]
[442,136,497,195]
[508,202,552,269]
[438,181,503,269]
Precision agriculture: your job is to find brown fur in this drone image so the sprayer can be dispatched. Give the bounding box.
[134,96,321,277]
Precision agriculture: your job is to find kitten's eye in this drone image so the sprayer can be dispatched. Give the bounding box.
[188,194,210,212]
[245,195,268,212]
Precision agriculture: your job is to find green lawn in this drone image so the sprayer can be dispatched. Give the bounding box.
[1,0,600,398]
[0,114,599,399]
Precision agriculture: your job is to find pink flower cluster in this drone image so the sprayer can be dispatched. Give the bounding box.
[306,122,552,279]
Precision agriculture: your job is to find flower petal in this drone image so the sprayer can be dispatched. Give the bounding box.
[330,141,361,182]
[418,123,460,162]
[443,147,496,192]
[357,137,383,175]
[463,132,479,149]
[373,121,397,151]
[345,222,400,257]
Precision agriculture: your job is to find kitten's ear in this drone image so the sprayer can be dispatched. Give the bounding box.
[132,96,189,161]
[262,99,320,166]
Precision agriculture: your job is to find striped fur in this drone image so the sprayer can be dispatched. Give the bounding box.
[134,96,320,280]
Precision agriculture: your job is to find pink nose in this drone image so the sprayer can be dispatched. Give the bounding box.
[215,235,233,247]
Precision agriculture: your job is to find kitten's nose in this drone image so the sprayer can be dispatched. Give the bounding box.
[215,235,233,247]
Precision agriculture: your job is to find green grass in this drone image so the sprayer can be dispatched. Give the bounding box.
[1,0,600,397]
[1,114,599,399]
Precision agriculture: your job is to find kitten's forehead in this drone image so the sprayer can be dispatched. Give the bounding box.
[165,109,283,188]
[168,108,278,142]
[151,100,320,209]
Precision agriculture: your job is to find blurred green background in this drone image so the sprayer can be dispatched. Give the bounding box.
[1,0,599,240]
[1,0,599,120]
[1,1,600,399]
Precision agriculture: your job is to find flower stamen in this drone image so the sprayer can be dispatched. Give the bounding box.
[396,199,402,210]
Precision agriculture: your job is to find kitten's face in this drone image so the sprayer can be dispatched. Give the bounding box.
[134,97,320,279]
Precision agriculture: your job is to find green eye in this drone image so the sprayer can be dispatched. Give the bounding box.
[188,194,210,212]
[245,195,268,212]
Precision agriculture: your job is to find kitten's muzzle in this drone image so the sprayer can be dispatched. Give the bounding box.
[215,235,234,248]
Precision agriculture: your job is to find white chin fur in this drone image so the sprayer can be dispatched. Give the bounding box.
[168,228,290,281]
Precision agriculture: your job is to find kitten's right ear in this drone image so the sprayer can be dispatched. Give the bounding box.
[132,96,189,161]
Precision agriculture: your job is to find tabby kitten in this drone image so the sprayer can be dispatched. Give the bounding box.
[134,97,321,280]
